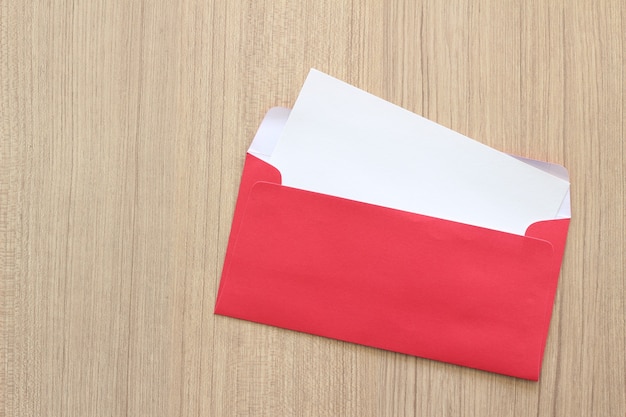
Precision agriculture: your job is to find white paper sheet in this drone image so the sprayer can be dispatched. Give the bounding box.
[260,70,570,235]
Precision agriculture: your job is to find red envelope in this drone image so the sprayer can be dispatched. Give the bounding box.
[215,111,570,381]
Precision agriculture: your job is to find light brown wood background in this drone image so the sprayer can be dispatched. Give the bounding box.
[2,1,624,416]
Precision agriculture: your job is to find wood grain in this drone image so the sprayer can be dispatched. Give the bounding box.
[1,1,624,416]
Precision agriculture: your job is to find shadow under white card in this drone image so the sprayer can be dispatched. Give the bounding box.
[262,69,570,235]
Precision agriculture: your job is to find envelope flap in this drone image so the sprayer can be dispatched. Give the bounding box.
[525,217,571,369]
[217,154,282,299]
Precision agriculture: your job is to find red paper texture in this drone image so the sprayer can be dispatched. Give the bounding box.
[215,154,570,380]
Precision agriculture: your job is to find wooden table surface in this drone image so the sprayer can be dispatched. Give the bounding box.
[2,1,624,416]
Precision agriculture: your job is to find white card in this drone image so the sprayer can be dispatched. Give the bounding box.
[262,69,570,235]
